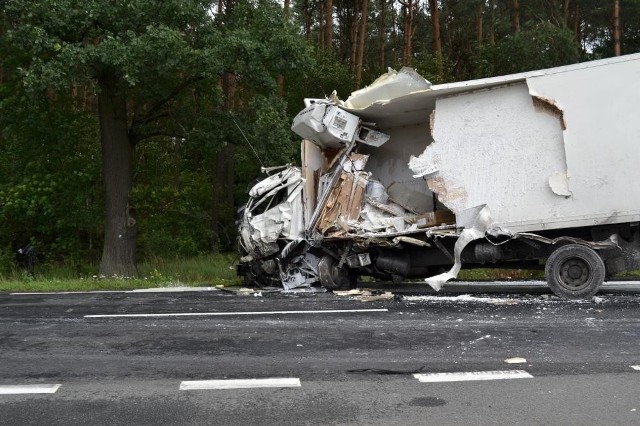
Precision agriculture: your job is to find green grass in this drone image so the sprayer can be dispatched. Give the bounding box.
[613,269,640,278]
[0,253,242,293]
[458,267,640,281]
[457,268,545,281]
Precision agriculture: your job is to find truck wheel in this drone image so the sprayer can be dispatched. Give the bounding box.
[545,244,605,299]
[318,255,356,291]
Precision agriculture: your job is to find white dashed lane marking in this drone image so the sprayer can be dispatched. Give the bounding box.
[413,370,533,383]
[0,384,61,394]
[2,366,634,395]
[84,309,388,318]
[180,378,301,390]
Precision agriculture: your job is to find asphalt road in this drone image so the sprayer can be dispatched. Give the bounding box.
[1,281,639,425]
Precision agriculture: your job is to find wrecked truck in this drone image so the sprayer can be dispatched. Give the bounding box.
[237,53,640,299]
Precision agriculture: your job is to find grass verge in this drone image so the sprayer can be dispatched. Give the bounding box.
[0,253,242,293]
[457,268,545,281]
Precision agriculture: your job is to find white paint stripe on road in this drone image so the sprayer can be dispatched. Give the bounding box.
[631,366,640,371]
[413,370,533,383]
[0,384,61,394]
[180,378,301,390]
[84,308,388,318]
[11,291,125,295]
[11,287,220,295]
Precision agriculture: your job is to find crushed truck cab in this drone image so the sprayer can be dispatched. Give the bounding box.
[238,53,640,299]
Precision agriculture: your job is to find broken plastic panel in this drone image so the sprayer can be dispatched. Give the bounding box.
[291,102,360,149]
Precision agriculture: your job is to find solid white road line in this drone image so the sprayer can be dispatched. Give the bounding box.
[413,370,533,383]
[180,378,301,390]
[0,384,61,394]
[11,287,219,295]
[631,366,640,371]
[84,308,388,318]
[11,291,124,295]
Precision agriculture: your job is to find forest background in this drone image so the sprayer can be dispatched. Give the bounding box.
[0,0,638,284]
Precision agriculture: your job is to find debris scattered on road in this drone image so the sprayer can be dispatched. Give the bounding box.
[217,287,264,296]
[403,294,522,305]
[504,357,527,364]
[282,286,327,294]
[492,299,519,305]
[357,292,394,302]
[333,288,395,302]
[469,335,492,344]
[333,289,365,296]
[234,287,258,295]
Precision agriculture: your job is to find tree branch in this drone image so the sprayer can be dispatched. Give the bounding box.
[148,76,203,118]
[132,130,185,145]
[129,75,203,140]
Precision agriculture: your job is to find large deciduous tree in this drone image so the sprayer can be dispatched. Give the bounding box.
[4,0,309,276]
[4,0,222,276]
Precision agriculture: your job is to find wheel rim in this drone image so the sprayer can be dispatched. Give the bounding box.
[558,257,591,290]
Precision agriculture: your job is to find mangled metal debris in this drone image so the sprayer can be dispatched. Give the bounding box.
[238,53,640,300]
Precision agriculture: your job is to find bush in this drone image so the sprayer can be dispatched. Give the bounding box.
[0,244,15,277]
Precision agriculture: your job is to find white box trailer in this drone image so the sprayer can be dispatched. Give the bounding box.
[237,53,640,299]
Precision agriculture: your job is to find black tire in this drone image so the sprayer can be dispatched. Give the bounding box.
[242,270,266,288]
[545,244,605,299]
[240,261,274,288]
[318,255,356,291]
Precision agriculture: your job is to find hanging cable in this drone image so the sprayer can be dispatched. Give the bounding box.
[232,117,265,169]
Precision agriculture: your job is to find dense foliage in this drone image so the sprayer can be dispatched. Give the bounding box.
[0,0,638,275]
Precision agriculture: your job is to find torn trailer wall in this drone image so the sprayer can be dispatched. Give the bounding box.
[238,53,640,296]
[408,54,640,233]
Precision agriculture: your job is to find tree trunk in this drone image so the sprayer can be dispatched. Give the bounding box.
[489,0,496,45]
[476,1,483,45]
[98,72,137,277]
[613,0,621,56]
[350,0,360,71]
[324,0,334,51]
[428,0,441,55]
[302,0,312,40]
[355,0,369,87]
[277,0,290,97]
[319,0,325,50]
[563,0,570,27]
[222,71,236,111]
[392,5,398,65]
[511,0,520,33]
[83,84,91,111]
[401,0,415,66]
[276,75,285,97]
[573,3,581,45]
[379,0,386,70]
[211,145,235,251]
